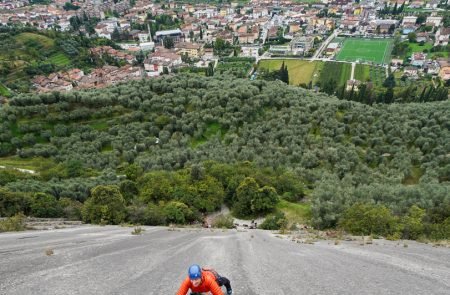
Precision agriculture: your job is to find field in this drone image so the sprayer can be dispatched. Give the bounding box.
[354,64,370,82]
[48,52,71,66]
[319,61,352,86]
[354,64,388,87]
[336,38,393,64]
[14,32,55,49]
[258,59,323,85]
[215,57,255,78]
[368,66,387,87]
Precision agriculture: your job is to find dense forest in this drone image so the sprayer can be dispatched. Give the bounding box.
[0,74,449,239]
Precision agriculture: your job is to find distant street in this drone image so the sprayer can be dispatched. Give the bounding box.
[1,226,449,295]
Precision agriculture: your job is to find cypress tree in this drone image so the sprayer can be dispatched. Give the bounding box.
[398,2,405,14]
[392,3,398,15]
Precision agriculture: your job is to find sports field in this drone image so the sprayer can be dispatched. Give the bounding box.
[336,38,393,65]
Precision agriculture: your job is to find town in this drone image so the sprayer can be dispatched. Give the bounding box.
[0,0,448,99]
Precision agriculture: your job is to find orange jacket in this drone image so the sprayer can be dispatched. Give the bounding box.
[176,271,223,295]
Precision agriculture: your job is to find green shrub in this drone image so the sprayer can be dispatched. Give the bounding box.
[30,192,62,218]
[259,212,287,230]
[424,218,450,240]
[82,185,126,224]
[234,177,279,217]
[162,201,194,224]
[212,214,234,229]
[59,197,82,220]
[131,226,144,235]
[339,203,399,237]
[144,203,166,225]
[0,213,26,232]
[0,188,31,217]
[401,205,425,240]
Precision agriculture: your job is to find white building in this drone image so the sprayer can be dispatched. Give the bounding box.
[140,42,155,51]
[402,16,417,25]
[58,20,71,31]
[118,43,140,50]
[194,9,217,18]
[138,33,151,43]
[426,16,442,27]
[241,46,260,59]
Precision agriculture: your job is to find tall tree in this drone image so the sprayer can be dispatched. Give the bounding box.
[206,62,215,77]
[111,27,121,41]
[163,36,174,49]
[135,50,145,65]
[392,3,398,15]
[279,62,289,84]
[398,2,405,14]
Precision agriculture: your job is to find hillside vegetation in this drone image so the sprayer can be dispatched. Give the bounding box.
[0,74,449,239]
[0,26,118,94]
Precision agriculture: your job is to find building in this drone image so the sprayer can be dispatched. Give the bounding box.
[434,27,450,46]
[402,16,417,25]
[238,33,257,44]
[154,29,183,43]
[203,48,214,60]
[425,16,442,27]
[424,61,440,75]
[140,42,155,51]
[138,33,151,43]
[404,66,418,77]
[241,45,260,59]
[174,42,203,58]
[411,52,427,67]
[326,42,339,55]
[269,45,291,55]
[290,36,314,55]
[439,67,450,81]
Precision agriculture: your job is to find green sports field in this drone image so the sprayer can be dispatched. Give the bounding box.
[335,38,393,65]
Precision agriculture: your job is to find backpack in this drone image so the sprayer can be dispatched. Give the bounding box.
[202,267,220,280]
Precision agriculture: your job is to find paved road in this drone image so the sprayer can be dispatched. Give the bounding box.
[0,226,449,295]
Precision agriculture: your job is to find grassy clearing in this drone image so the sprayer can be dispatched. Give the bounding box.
[48,52,71,66]
[0,82,11,97]
[101,144,113,152]
[402,166,424,185]
[354,64,371,82]
[430,51,448,58]
[408,42,433,54]
[258,59,323,85]
[88,120,109,131]
[15,33,55,49]
[0,156,55,171]
[276,199,311,225]
[336,38,393,64]
[190,122,226,147]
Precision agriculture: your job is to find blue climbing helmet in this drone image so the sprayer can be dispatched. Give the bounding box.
[188,264,202,280]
